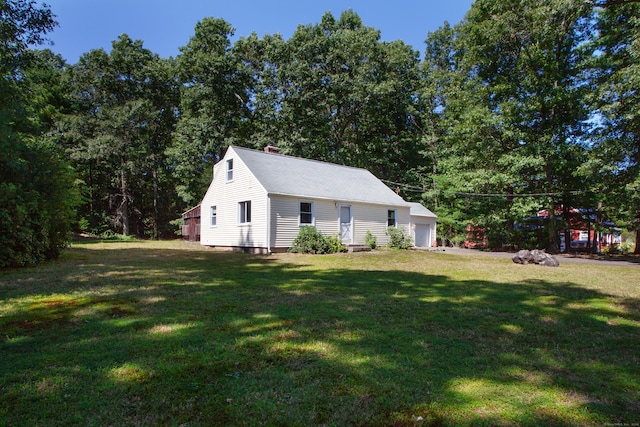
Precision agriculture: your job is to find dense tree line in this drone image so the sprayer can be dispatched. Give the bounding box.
[2,0,639,266]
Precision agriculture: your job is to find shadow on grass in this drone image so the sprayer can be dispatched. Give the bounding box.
[1,245,639,426]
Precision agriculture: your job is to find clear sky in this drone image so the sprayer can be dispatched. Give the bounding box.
[42,0,474,64]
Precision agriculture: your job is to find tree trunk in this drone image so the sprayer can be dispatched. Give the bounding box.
[547,200,559,253]
[562,203,571,253]
[152,164,159,239]
[635,227,640,255]
[118,158,130,236]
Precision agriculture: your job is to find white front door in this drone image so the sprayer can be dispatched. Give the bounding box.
[340,205,352,244]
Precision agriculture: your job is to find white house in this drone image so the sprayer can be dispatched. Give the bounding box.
[198,145,436,253]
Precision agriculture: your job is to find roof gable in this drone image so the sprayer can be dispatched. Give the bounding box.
[227,146,408,207]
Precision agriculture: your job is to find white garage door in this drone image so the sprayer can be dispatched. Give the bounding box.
[414,224,430,248]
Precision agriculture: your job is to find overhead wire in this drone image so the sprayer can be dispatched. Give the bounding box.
[380,178,590,198]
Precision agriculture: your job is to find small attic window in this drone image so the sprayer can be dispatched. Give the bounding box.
[226,159,233,181]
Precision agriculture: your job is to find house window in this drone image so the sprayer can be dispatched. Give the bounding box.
[238,200,251,224]
[387,210,397,227]
[226,159,234,181]
[299,201,314,225]
[211,206,217,226]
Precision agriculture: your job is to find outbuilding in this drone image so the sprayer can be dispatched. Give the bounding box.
[408,202,437,248]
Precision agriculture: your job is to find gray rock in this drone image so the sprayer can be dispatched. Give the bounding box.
[512,249,533,264]
[531,249,560,267]
[513,249,559,267]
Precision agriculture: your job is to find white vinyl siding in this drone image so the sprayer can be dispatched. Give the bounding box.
[269,195,409,248]
[200,149,267,248]
[354,204,410,246]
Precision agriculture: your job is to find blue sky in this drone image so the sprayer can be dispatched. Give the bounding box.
[42,0,474,64]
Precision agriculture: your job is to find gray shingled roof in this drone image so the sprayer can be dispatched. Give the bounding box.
[231,146,408,207]
[407,202,437,218]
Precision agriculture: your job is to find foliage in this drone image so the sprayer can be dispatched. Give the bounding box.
[1,241,639,425]
[64,35,180,238]
[327,233,347,253]
[96,231,136,241]
[289,226,344,254]
[364,230,377,249]
[588,2,640,253]
[6,4,640,260]
[168,18,255,206]
[169,218,183,237]
[257,11,424,184]
[422,0,597,251]
[0,1,79,267]
[386,226,413,249]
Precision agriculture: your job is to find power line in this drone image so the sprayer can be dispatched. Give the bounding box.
[454,190,588,198]
[380,178,590,198]
[380,179,425,193]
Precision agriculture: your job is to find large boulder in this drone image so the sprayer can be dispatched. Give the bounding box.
[513,249,559,267]
[531,249,560,267]
[512,249,534,265]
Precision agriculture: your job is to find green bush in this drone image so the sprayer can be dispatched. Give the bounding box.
[365,230,377,249]
[290,227,345,254]
[327,233,347,253]
[98,230,136,241]
[386,226,413,249]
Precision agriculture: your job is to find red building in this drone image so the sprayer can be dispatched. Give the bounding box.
[536,208,621,253]
[181,205,201,242]
[463,207,621,253]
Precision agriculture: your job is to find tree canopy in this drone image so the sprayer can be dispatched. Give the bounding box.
[3,2,640,265]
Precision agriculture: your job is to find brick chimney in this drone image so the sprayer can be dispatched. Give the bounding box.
[264,144,280,154]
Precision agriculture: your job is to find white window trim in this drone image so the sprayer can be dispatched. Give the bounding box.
[211,205,217,227]
[226,158,234,182]
[238,200,251,225]
[299,200,315,226]
[388,209,397,228]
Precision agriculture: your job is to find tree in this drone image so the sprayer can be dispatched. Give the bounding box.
[268,11,422,182]
[589,2,640,252]
[66,35,179,237]
[1,1,80,267]
[169,18,253,206]
[423,0,596,251]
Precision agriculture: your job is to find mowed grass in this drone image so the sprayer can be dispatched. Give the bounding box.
[1,241,639,426]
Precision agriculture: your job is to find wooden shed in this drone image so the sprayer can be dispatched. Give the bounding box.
[182,205,201,242]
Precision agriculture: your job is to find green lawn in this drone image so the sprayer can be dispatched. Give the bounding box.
[1,240,639,426]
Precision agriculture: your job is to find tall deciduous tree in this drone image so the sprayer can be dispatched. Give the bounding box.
[423,0,596,250]
[169,18,253,206]
[270,11,422,183]
[589,2,640,252]
[66,35,179,237]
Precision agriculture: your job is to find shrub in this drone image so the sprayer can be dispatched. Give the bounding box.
[289,226,331,254]
[387,226,413,249]
[169,218,183,237]
[327,233,347,253]
[364,230,377,249]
